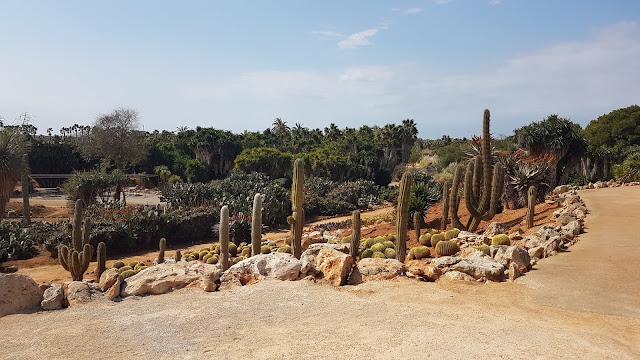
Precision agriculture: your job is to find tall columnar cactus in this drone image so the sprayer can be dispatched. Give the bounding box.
[175,250,181,262]
[58,199,94,281]
[21,175,30,224]
[96,242,106,280]
[395,172,413,263]
[440,182,449,230]
[526,185,537,228]
[451,109,506,232]
[287,159,305,259]
[413,212,421,244]
[351,210,361,259]
[158,238,166,264]
[251,193,263,257]
[219,205,230,271]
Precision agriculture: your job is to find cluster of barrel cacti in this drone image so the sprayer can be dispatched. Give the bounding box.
[58,199,94,281]
[112,260,148,279]
[416,227,461,256]
[357,234,397,259]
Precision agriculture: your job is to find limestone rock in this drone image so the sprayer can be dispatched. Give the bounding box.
[528,246,544,259]
[562,220,582,238]
[504,246,531,270]
[315,248,354,286]
[300,243,349,275]
[66,281,92,306]
[553,185,569,195]
[543,236,562,258]
[431,256,505,281]
[122,262,222,297]
[459,247,486,259]
[302,237,327,251]
[99,268,120,292]
[105,275,122,300]
[405,259,441,281]
[483,222,511,237]
[347,258,406,285]
[219,253,300,290]
[556,214,577,226]
[508,262,521,281]
[41,284,64,311]
[536,226,562,242]
[439,270,475,282]
[0,274,43,317]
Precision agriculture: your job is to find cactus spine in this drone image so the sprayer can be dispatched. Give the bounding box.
[526,185,536,228]
[413,211,421,243]
[21,175,30,224]
[96,242,106,280]
[58,199,93,281]
[287,159,305,259]
[351,210,361,259]
[440,182,449,230]
[395,172,413,263]
[158,238,166,264]
[220,205,230,271]
[451,109,505,232]
[251,193,263,257]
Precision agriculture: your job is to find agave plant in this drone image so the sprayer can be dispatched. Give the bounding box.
[497,150,550,208]
[0,129,30,221]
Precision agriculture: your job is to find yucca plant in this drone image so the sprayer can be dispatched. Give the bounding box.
[0,129,30,221]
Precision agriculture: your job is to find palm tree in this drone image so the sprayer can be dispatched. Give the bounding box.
[0,129,29,221]
[271,118,290,134]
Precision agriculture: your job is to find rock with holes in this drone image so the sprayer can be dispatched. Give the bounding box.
[439,270,475,282]
[219,253,300,290]
[0,274,43,317]
[431,256,505,281]
[99,268,120,292]
[483,222,511,237]
[66,281,92,306]
[348,258,406,285]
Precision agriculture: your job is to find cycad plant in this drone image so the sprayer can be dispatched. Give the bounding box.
[0,129,30,221]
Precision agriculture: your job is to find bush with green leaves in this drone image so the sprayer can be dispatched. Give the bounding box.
[63,170,128,206]
[612,150,640,182]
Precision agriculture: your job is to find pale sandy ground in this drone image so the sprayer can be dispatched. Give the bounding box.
[1,187,639,359]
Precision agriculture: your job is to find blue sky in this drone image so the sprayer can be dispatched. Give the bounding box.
[1,0,639,138]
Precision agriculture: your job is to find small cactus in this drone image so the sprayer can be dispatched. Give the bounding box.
[365,238,377,248]
[411,246,431,260]
[96,242,106,280]
[261,245,271,254]
[361,249,374,258]
[158,238,166,264]
[526,185,536,228]
[206,256,218,264]
[175,250,182,262]
[341,235,352,244]
[129,261,139,269]
[251,193,263,257]
[383,241,395,249]
[472,244,490,255]
[384,248,396,259]
[228,243,238,257]
[277,245,292,253]
[430,233,445,247]
[118,265,133,273]
[121,269,136,279]
[370,243,386,253]
[112,260,125,269]
[219,205,231,271]
[372,251,386,259]
[419,233,432,246]
[436,240,459,256]
[491,234,510,246]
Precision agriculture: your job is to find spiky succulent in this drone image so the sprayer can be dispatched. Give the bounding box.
[384,248,396,259]
[419,233,432,246]
[372,251,386,259]
[121,269,137,279]
[491,234,510,246]
[260,245,271,254]
[277,245,292,253]
[112,261,125,269]
[436,240,459,256]
[370,243,386,253]
[430,233,445,247]
[411,246,431,260]
[361,249,374,258]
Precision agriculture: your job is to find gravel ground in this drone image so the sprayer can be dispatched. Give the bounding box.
[1,187,639,359]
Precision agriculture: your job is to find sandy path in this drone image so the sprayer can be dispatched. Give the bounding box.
[1,187,639,359]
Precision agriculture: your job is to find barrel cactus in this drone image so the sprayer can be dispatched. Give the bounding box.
[361,249,374,258]
[260,245,271,254]
[370,243,386,253]
[436,240,460,256]
[411,246,431,260]
[491,234,511,246]
[472,244,491,255]
[118,265,133,273]
[121,269,136,279]
[277,245,292,253]
[384,248,396,259]
[372,251,386,259]
[419,233,432,246]
[112,261,125,269]
[430,233,445,247]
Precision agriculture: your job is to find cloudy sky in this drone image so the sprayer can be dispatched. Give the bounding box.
[1,0,639,138]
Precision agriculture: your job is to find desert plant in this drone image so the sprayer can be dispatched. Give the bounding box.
[411,246,431,260]
[175,250,182,262]
[526,185,536,228]
[430,233,445,247]
[370,243,386,253]
[419,233,432,246]
[277,245,292,253]
[287,158,305,259]
[251,193,262,256]
[58,199,94,281]
[0,129,29,221]
[96,242,106,279]
[491,234,510,246]
[384,248,396,258]
[413,212,421,241]
[158,238,166,263]
[472,244,490,255]
[261,245,271,254]
[451,110,505,232]
[361,249,373,258]
[121,269,136,279]
[112,260,125,269]
[219,205,230,271]
[441,181,449,230]
[372,251,386,259]
[351,210,361,259]
[435,240,459,256]
[395,171,413,263]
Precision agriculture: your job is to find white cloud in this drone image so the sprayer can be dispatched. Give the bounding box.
[434,0,453,5]
[180,22,640,136]
[338,28,378,49]
[489,0,501,5]
[312,30,344,38]
[392,7,423,15]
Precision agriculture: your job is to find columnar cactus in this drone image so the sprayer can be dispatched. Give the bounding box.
[158,238,166,264]
[440,182,449,230]
[450,165,465,230]
[220,205,230,271]
[96,242,106,279]
[287,159,305,259]
[175,250,182,262]
[21,175,30,224]
[351,210,361,259]
[251,193,263,257]
[451,109,505,232]
[413,212,421,244]
[58,199,94,281]
[526,185,536,228]
[395,172,413,263]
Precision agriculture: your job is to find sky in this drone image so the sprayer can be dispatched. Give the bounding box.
[1,0,640,138]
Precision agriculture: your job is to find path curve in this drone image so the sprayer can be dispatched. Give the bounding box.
[1,187,638,359]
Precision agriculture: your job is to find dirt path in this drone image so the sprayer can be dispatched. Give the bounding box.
[1,187,639,359]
